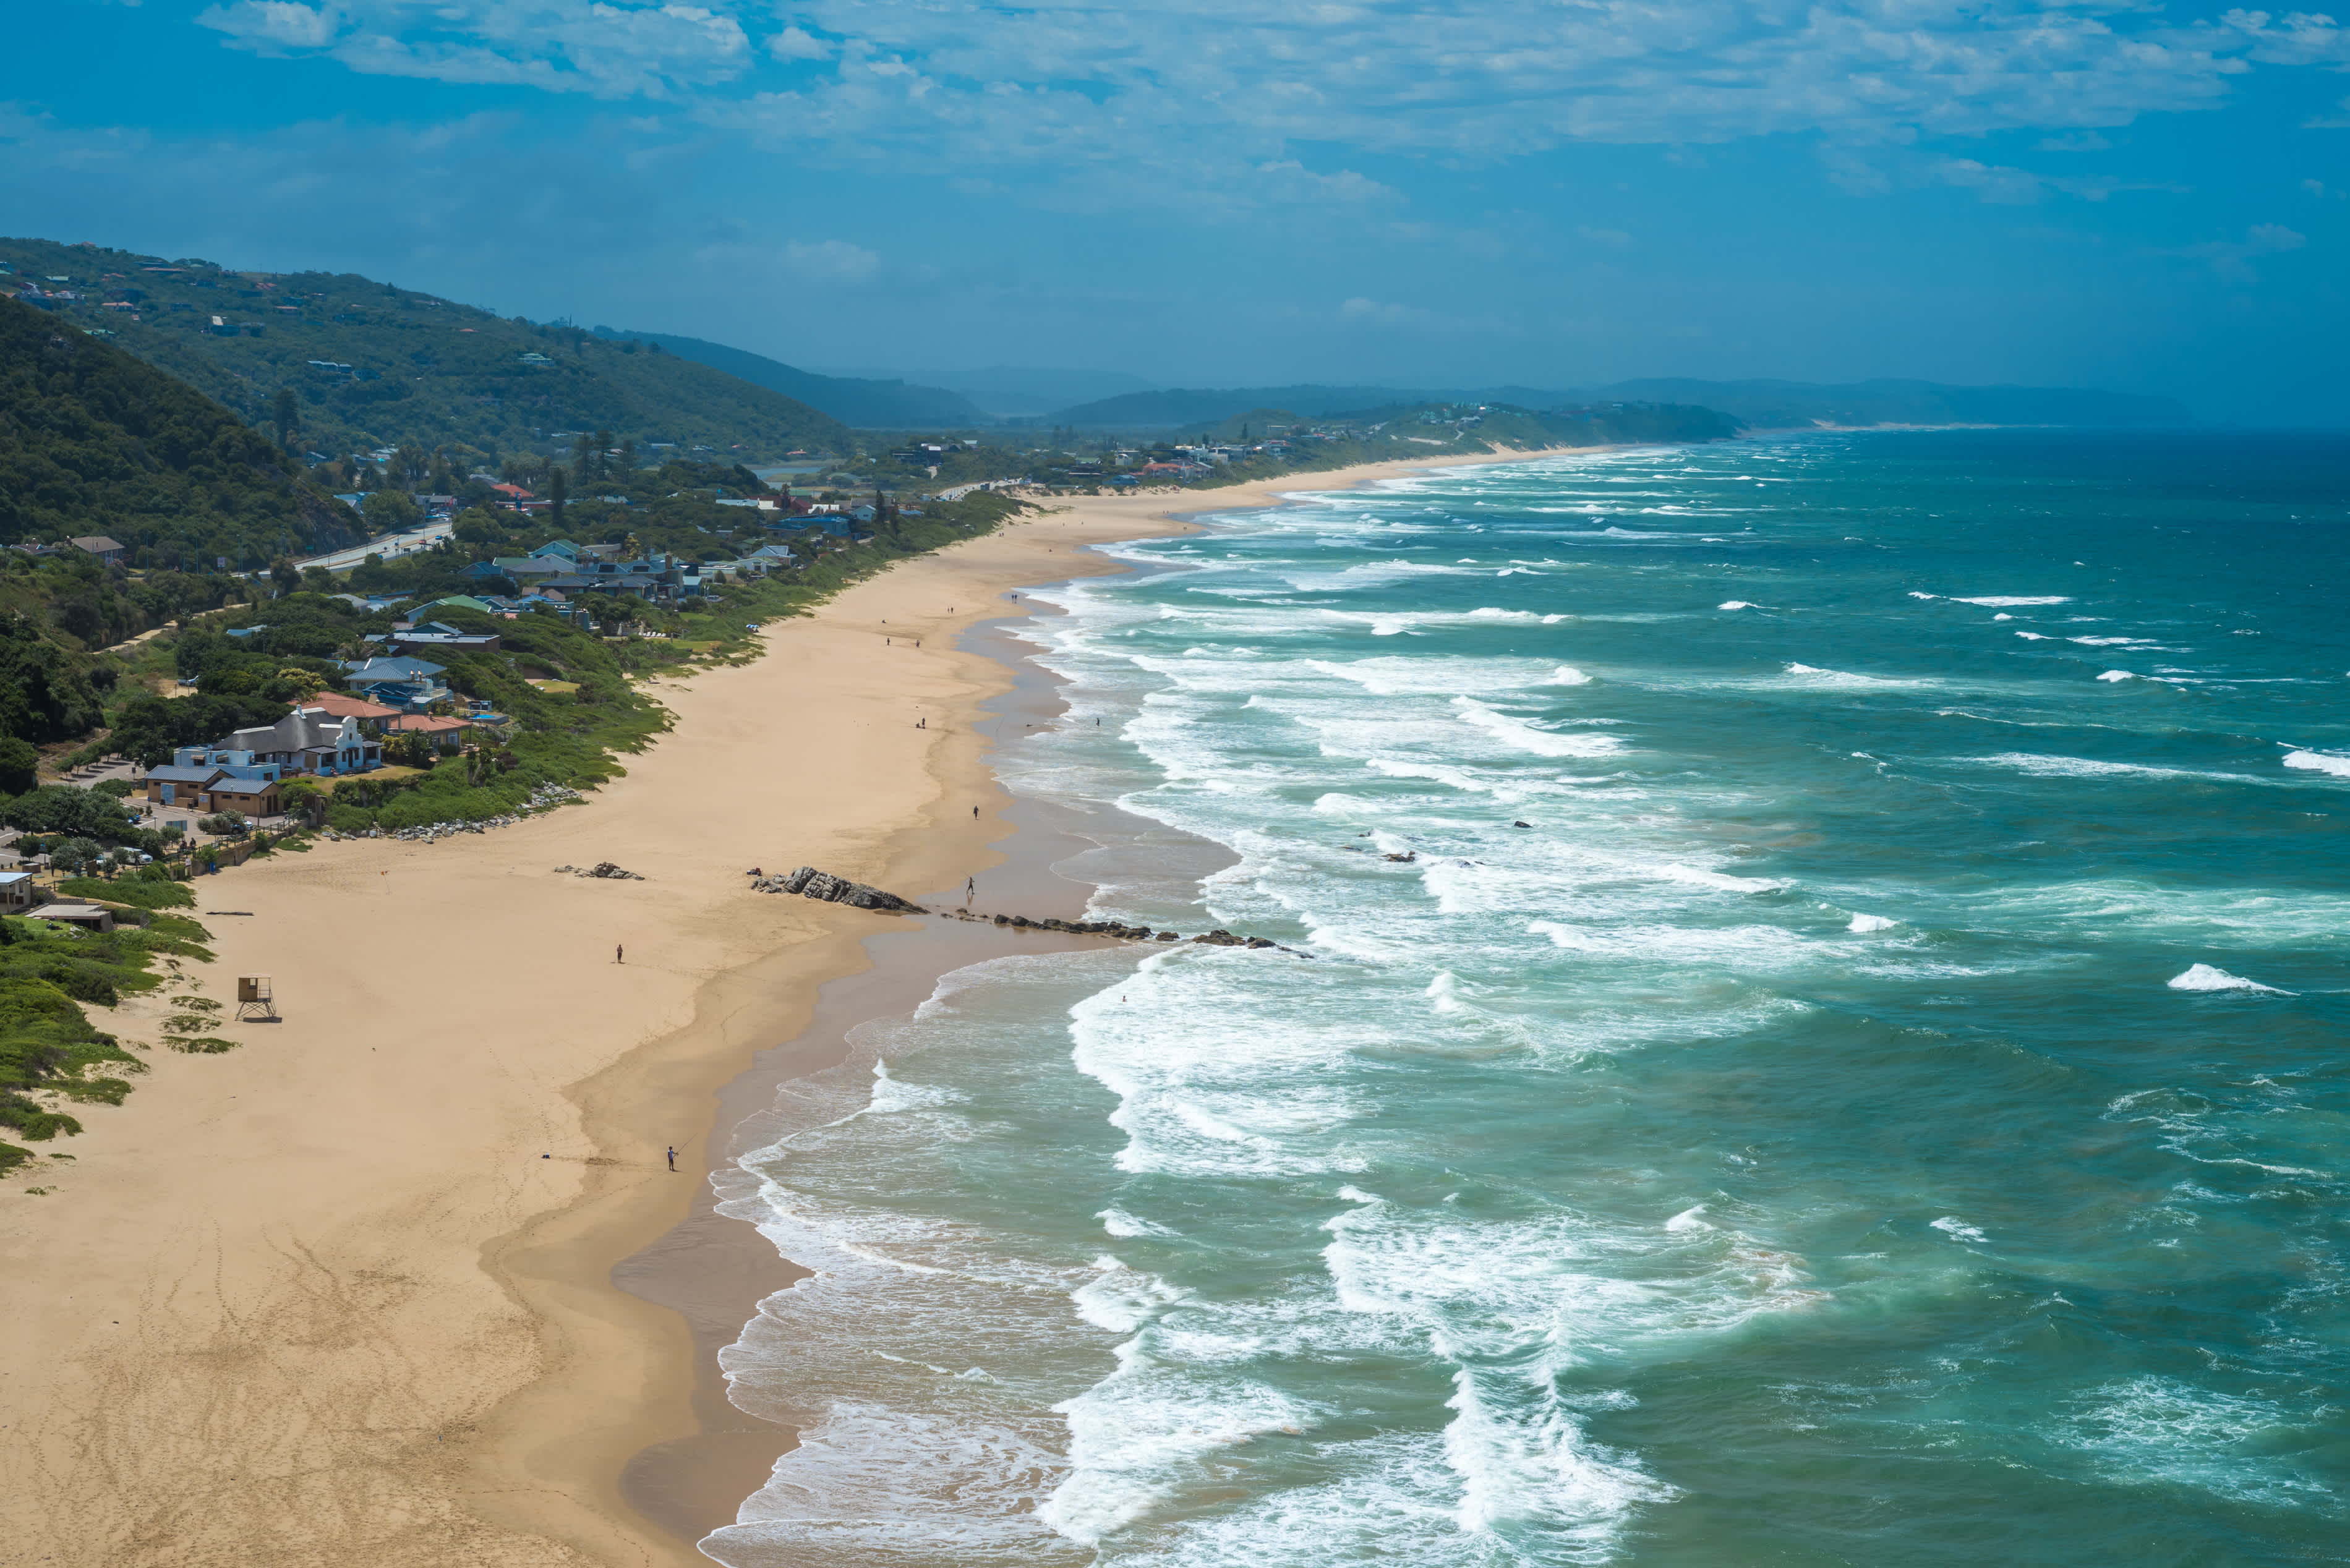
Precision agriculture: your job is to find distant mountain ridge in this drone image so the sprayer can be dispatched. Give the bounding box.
[1048,378,2194,431]
[592,328,991,428]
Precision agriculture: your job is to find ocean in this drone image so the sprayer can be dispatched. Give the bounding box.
[704,428,2350,1567]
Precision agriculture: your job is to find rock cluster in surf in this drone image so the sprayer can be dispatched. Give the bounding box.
[756,866,1294,950]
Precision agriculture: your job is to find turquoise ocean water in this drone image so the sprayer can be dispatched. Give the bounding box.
[705,429,2350,1567]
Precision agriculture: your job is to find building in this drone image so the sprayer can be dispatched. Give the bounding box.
[0,870,36,911]
[67,535,127,566]
[343,655,450,710]
[143,755,287,816]
[213,708,383,777]
[302,691,401,734]
[386,713,472,750]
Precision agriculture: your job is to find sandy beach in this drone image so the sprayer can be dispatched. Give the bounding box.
[0,445,1586,1567]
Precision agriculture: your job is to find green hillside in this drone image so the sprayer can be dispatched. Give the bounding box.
[0,292,361,571]
[0,237,852,467]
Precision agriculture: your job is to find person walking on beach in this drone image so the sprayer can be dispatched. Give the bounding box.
[615,942,624,965]
[666,1146,677,1172]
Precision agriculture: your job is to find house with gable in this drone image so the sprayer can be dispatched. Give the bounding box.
[213,708,383,777]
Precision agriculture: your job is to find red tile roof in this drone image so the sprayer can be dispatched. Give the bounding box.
[387,714,471,734]
[305,692,401,720]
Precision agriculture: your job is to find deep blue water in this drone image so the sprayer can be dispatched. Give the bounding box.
[708,428,2350,1567]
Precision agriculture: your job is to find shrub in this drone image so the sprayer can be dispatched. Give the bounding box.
[58,874,192,910]
[197,812,249,837]
[1,785,139,842]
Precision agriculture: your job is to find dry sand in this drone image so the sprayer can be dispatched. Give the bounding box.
[0,446,1584,1566]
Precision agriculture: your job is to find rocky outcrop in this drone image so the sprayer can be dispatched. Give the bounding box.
[758,865,925,913]
[752,866,1296,952]
[555,862,646,880]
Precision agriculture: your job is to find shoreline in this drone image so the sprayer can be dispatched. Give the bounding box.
[0,440,1597,1567]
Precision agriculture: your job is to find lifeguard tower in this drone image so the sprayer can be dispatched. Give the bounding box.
[235,975,278,1022]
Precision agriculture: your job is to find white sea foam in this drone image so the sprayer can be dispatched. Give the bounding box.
[1549,665,1592,686]
[1962,753,2260,783]
[2282,750,2350,777]
[1040,1346,1318,1544]
[1952,595,2072,606]
[1848,913,1899,932]
[2096,670,2139,683]
[1929,1216,1988,1243]
[1780,663,1921,688]
[1660,864,1787,893]
[1099,1207,1181,1239]
[1908,591,1938,599]
[2052,1378,2332,1509]
[1071,1259,1194,1333]
[2014,631,2052,640]
[1452,698,1627,759]
[1718,600,1755,610]
[2167,963,2292,995]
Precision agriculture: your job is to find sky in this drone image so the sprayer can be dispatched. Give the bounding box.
[4,0,2349,420]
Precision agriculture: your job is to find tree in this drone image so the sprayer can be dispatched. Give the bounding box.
[272,386,300,448]
[270,557,299,597]
[593,430,613,482]
[362,490,421,535]
[275,667,327,700]
[1,786,140,843]
[452,506,506,545]
[279,777,327,827]
[0,737,36,795]
[549,466,568,529]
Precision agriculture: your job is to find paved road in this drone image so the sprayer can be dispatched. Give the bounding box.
[293,519,455,573]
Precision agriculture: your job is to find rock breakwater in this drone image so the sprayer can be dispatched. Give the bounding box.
[753,866,1297,951]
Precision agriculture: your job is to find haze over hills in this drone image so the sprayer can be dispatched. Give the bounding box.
[589,327,992,429]
[1046,380,2197,431]
[1,236,850,463]
[826,366,1160,419]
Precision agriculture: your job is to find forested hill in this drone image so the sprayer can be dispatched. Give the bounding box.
[0,236,852,467]
[591,326,991,429]
[0,293,361,569]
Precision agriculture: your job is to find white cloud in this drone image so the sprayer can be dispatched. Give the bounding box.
[766,24,829,61]
[200,0,752,98]
[199,0,340,49]
[781,237,879,281]
[2160,220,2308,281]
[181,0,2350,189]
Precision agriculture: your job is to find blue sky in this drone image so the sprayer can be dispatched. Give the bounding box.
[6,0,2348,419]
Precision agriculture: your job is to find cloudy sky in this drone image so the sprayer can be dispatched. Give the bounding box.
[7,0,2349,416]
